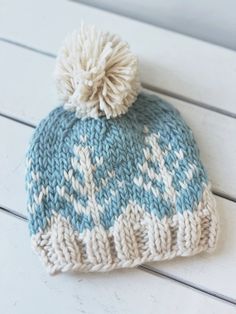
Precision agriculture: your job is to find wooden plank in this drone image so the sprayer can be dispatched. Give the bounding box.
[0,43,235,198]
[0,116,236,300]
[0,42,56,125]
[0,0,236,114]
[0,117,30,214]
[0,211,235,314]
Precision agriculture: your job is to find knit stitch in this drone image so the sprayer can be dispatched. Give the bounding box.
[26,92,218,274]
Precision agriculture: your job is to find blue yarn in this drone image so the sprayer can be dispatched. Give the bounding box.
[26,92,208,235]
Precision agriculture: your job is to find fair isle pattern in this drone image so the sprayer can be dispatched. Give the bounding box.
[26,92,219,274]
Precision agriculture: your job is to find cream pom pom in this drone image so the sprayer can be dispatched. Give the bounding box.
[55,24,141,119]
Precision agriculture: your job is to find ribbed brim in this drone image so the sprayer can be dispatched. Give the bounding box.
[31,185,218,274]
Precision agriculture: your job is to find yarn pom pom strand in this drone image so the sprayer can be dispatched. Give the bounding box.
[55,24,141,119]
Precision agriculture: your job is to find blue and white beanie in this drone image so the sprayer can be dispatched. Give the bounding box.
[26,25,219,274]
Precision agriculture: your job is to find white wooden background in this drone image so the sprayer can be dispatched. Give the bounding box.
[79,0,236,51]
[0,0,236,313]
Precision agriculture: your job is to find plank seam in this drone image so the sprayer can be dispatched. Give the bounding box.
[0,204,235,307]
[0,205,27,221]
[72,0,236,52]
[138,265,236,306]
[0,36,235,119]
[213,191,236,203]
[0,111,36,128]
[143,84,236,119]
[0,37,56,58]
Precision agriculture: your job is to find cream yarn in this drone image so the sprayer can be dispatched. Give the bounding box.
[55,24,141,119]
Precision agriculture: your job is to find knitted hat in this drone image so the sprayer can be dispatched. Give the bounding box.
[26,25,219,274]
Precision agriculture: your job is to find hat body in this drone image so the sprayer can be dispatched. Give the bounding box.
[26,92,218,274]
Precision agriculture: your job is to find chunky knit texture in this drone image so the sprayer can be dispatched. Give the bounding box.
[26,92,218,274]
